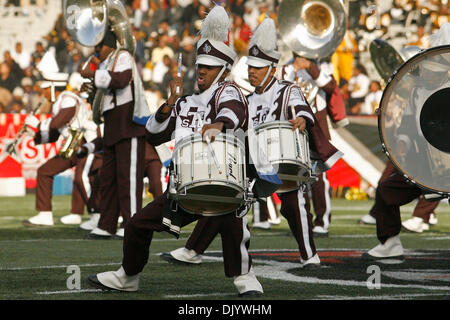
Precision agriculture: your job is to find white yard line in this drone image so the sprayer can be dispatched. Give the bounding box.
[317,293,449,300]
[253,259,450,292]
[1,262,121,271]
[332,206,450,213]
[36,289,103,295]
[0,237,188,243]
[164,293,234,298]
[425,236,450,240]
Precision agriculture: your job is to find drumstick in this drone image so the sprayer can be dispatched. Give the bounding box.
[196,113,222,174]
[290,105,304,159]
[82,55,93,71]
[176,53,182,94]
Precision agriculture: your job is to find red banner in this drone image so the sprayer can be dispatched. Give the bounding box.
[326,158,361,188]
[0,113,63,189]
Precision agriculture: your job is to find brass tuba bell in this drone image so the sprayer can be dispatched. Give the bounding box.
[278,0,347,59]
[278,0,347,106]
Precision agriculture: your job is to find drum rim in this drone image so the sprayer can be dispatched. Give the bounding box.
[270,159,311,168]
[177,179,246,193]
[177,194,246,216]
[173,132,246,154]
[377,44,450,195]
[254,120,297,132]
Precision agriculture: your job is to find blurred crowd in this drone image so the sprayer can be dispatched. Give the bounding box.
[0,0,448,116]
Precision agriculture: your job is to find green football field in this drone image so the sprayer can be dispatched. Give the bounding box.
[0,194,449,302]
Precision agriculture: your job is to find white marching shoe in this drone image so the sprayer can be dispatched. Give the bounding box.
[312,226,329,237]
[360,214,376,225]
[85,227,113,239]
[402,217,425,233]
[161,247,203,264]
[268,216,282,225]
[252,221,271,230]
[428,213,438,225]
[300,253,321,269]
[115,228,124,239]
[60,213,82,225]
[234,267,264,297]
[88,266,139,292]
[79,213,100,231]
[24,211,54,226]
[363,235,404,260]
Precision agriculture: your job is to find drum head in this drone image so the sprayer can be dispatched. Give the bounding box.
[378,45,450,195]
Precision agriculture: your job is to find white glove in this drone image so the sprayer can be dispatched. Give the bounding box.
[24,115,40,132]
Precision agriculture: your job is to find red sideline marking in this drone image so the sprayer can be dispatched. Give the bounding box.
[250,250,364,263]
[250,251,363,257]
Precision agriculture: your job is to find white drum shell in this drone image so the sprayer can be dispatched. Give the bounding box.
[171,133,247,215]
[254,121,312,193]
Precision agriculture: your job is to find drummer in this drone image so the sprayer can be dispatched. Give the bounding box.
[161,18,344,269]
[246,18,343,268]
[86,6,264,298]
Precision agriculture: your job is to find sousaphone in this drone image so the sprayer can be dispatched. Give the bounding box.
[278,0,347,59]
[62,0,136,123]
[63,0,135,53]
[377,45,450,197]
[278,0,347,104]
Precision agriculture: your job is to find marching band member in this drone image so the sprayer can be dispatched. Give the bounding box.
[80,28,148,239]
[87,6,263,297]
[161,18,344,269]
[22,72,100,227]
[77,126,104,231]
[359,161,439,232]
[279,46,348,238]
[361,22,449,260]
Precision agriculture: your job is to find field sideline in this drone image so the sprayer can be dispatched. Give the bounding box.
[0,194,449,302]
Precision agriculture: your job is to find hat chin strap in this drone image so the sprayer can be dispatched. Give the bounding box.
[257,64,273,89]
[213,64,228,86]
[51,83,55,102]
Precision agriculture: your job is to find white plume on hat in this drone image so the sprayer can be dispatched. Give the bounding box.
[421,22,450,71]
[200,6,230,42]
[249,18,278,53]
[246,17,281,67]
[68,72,85,91]
[37,47,59,75]
[196,6,237,69]
[430,22,450,47]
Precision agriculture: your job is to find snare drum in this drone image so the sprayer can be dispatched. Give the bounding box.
[169,132,249,216]
[254,120,312,193]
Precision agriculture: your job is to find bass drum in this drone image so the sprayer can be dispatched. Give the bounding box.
[378,45,450,196]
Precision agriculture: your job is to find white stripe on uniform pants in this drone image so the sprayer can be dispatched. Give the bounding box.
[240,216,251,274]
[297,188,313,258]
[130,137,137,217]
[81,153,95,198]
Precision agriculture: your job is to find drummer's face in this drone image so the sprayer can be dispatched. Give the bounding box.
[248,65,272,88]
[196,64,222,92]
